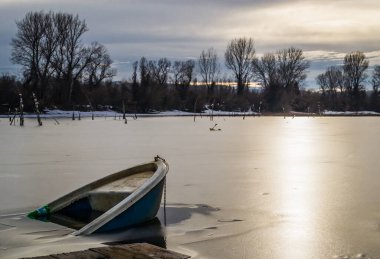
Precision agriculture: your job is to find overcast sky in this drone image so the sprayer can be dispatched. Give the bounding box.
[1,0,380,88]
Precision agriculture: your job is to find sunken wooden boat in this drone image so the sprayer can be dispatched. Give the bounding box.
[27,156,168,235]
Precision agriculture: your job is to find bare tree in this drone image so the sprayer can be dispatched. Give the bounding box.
[172,60,195,100]
[316,67,343,110]
[343,51,369,109]
[343,51,369,93]
[148,58,171,87]
[198,48,219,90]
[370,65,380,111]
[276,47,309,92]
[134,57,173,111]
[333,66,345,95]
[84,42,115,87]
[372,65,380,93]
[53,13,88,104]
[131,61,139,102]
[252,53,278,90]
[253,48,308,91]
[316,73,328,96]
[139,57,149,87]
[252,48,309,111]
[317,66,343,95]
[11,11,60,99]
[224,37,256,95]
[12,11,115,106]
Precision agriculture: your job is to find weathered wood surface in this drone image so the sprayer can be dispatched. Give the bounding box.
[22,243,190,259]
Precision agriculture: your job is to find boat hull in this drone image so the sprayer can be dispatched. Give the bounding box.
[96,178,165,233]
[28,158,169,235]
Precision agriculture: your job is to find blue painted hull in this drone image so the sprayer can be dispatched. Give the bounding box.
[95,178,165,233]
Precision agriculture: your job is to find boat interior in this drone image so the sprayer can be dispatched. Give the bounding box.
[47,171,154,230]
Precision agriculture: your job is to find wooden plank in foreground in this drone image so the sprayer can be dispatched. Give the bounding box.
[122,243,189,259]
[48,250,103,259]
[91,246,151,259]
[23,243,190,259]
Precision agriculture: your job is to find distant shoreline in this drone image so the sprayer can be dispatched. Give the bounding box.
[1,109,379,119]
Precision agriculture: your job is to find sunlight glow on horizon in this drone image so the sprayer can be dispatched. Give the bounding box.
[223,1,380,53]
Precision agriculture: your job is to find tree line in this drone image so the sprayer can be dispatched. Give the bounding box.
[7,11,115,110]
[316,52,380,111]
[1,11,379,114]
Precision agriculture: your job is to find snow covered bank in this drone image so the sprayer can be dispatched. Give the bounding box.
[323,110,380,116]
[0,108,260,119]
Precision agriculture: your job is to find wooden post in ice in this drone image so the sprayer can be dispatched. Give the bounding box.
[78,111,81,120]
[193,98,198,122]
[122,101,126,120]
[10,108,18,126]
[32,93,42,126]
[89,101,94,120]
[210,100,214,121]
[19,93,24,126]
[133,102,138,120]
[123,101,127,124]
[259,101,262,116]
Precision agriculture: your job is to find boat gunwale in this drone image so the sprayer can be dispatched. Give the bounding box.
[45,160,168,235]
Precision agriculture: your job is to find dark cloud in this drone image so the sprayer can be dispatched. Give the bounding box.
[1,0,379,87]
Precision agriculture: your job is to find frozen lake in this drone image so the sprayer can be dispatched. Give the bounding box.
[0,116,379,258]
